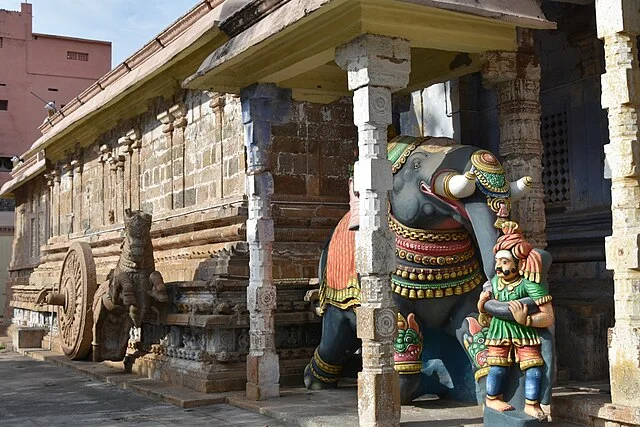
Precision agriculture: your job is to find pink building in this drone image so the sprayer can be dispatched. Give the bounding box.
[0,2,111,187]
[0,2,111,326]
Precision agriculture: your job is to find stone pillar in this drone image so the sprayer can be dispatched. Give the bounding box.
[240,83,290,401]
[50,169,60,237]
[99,145,110,225]
[208,92,225,201]
[336,34,410,427]
[482,29,546,247]
[71,158,82,234]
[45,173,54,240]
[129,130,142,211]
[596,0,640,415]
[170,103,188,209]
[157,110,175,211]
[118,134,133,211]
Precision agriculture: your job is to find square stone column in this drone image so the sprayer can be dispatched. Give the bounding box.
[481,29,546,248]
[240,83,291,401]
[596,0,640,416]
[336,34,410,427]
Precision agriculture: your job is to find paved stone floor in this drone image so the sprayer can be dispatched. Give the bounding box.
[1,337,587,426]
[0,349,290,426]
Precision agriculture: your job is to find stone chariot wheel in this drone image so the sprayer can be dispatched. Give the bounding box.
[56,242,97,360]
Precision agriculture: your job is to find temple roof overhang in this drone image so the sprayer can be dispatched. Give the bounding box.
[184,0,554,102]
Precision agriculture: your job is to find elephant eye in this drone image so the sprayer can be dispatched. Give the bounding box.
[412,160,421,170]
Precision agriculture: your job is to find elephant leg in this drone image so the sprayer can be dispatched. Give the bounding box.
[304,305,360,390]
[393,295,422,404]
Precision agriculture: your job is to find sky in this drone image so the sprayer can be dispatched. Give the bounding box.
[2,0,201,67]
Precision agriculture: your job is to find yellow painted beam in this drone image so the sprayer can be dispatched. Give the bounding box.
[361,0,517,52]
[401,49,481,94]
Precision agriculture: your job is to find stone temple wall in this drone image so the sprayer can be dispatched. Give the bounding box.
[8,88,357,392]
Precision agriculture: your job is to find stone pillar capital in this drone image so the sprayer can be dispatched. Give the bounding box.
[157,110,175,133]
[70,159,82,174]
[596,0,640,38]
[240,83,291,125]
[205,91,225,111]
[169,103,188,128]
[335,34,410,91]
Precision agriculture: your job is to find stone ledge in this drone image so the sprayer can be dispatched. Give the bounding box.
[18,348,235,408]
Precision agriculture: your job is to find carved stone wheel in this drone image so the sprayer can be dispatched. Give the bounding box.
[56,242,97,360]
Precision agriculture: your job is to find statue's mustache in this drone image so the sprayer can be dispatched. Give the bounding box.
[495,267,518,274]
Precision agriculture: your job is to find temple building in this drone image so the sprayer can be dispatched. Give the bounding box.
[1,0,639,425]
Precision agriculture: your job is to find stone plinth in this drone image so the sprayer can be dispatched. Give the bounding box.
[12,326,46,350]
[484,408,547,427]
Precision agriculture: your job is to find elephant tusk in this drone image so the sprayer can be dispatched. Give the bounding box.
[432,171,476,200]
[510,176,533,202]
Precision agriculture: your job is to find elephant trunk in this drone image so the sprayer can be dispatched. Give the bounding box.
[510,176,533,202]
[432,170,476,200]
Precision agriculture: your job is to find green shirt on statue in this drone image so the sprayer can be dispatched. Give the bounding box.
[486,275,552,347]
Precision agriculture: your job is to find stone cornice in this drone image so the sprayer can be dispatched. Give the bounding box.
[219,0,288,38]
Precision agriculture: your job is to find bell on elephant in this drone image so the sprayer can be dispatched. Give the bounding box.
[305,135,550,406]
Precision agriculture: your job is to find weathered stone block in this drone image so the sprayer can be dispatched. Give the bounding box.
[12,327,46,349]
[336,34,411,91]
[356,306,397,341]
[357,370,401,426]
[596,0,640,38]
[605,234,640,269]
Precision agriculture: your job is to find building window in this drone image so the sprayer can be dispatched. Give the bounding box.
[67,51,89,61]
[0,37,3,48]
[0,83,6,87]
[0,100,8,110]
[541,110,571,207]
[48,88,59,92]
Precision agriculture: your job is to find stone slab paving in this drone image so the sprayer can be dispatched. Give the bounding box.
[228,386,586,427]
[3,337,590,426]
[0,349,290,426]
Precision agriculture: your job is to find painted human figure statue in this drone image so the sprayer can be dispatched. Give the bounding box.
[477,221,554,420]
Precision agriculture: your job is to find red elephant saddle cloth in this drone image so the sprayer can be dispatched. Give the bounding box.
[320,212,360,313]
[389,215,484,299]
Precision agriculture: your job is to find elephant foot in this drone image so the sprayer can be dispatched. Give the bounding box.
[304,363,338,390]
[399,373,421,404]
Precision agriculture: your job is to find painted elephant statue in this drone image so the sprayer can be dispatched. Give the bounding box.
[304,135,554,406]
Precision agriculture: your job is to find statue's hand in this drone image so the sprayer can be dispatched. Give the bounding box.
[478,291,491,313]
[508,300,529,325]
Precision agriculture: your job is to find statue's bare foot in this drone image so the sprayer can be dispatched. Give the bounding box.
[524,402,548,420]
[485,397,514,412]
